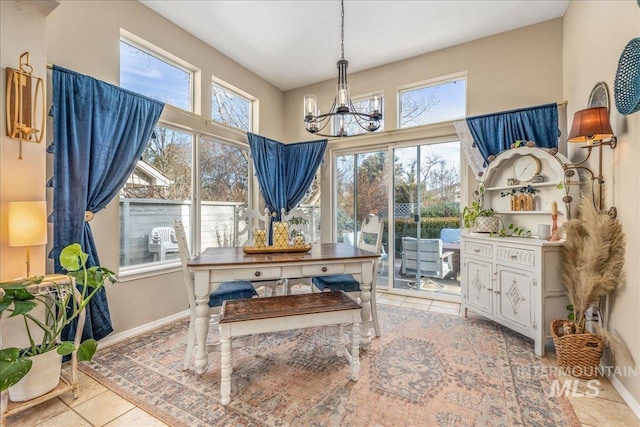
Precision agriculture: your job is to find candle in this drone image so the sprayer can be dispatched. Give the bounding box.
[551,201,558,215]
[293,235,305,248]
[272,221,289,249]
[253,229,266,248]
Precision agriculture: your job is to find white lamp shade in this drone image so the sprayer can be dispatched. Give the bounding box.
[8,201,48,247]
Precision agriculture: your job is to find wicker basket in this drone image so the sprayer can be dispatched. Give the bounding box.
[550,320,604,380]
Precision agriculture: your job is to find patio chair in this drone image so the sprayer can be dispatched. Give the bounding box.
[399,237,453,280]
[148,226,180,261]
[174,220,258,371]
[312,214,383,337]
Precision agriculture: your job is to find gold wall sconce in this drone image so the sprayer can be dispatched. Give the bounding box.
[5,52,45,159]
[564,106,617,218]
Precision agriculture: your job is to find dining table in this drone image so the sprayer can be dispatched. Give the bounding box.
[187,243,379,374]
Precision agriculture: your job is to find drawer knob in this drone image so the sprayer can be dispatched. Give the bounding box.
[321,266,328,272]
[474,249,480,253]
[254,271,261,277]
[510,255,517,260]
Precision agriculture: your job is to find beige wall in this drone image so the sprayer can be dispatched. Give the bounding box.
[284,18,564,143]
[564,0,640,409]
[0,1,49,280]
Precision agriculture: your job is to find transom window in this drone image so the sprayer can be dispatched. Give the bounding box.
[399,78,466,128]
[211,82,252,131]
[120,39,192,111]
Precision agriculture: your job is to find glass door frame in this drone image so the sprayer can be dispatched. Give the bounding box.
[328,133,464,302]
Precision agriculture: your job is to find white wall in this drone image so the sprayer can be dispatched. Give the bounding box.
[563,0,640,411]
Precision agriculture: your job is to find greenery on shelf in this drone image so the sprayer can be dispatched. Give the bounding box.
[493,223,532,238]
[462,185,495,228]
[0,243,117,392]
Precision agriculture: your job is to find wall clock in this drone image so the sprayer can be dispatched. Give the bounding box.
[513,155,541,182]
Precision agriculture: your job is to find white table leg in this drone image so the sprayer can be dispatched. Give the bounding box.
[193,272,213,374]
[220,327,232,406]
[359,282,372,348]
[350,321,360,381]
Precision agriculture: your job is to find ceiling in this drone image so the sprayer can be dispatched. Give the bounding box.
[140,0,569,92]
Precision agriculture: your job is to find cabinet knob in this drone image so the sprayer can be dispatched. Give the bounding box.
[254,271,261,277]
[494,290,501,294]
[322,266,328,272]
[510,255,517,260]
[474,249,480,253]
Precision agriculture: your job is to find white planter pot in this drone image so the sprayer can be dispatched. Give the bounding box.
[473,216,499,233]
[8,350,62,402]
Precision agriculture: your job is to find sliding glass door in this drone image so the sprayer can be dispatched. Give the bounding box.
[392,142,461,298]
[335,150,390,283]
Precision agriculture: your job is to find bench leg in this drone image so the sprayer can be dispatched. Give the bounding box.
[350,321,360,381]
[336,324,344,357]
[220,332,232,406]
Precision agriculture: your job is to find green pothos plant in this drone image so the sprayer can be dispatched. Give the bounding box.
[0,244,117,391]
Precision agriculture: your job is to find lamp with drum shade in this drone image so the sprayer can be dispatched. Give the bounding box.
[8,201,48,277]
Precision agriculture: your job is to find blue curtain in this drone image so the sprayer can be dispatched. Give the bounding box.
[466,103,558,162]
[247,133,327,242]
[50,66,164,341]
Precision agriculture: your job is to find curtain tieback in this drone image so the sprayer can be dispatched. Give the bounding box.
[84,211,94,221]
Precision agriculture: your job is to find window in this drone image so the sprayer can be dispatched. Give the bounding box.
[119,37,255,270]
[399,78,466,128]
[332,94,385,136]
[211,82,252,131]
[199,137,250,249]
[120,126,194,267]
[120,39,192,111]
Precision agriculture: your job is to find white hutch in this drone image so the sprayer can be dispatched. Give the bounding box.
[461,146,579,356]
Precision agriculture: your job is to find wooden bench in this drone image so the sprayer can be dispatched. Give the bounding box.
[218,290,361,405]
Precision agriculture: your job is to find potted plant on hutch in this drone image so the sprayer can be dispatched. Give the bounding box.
[0,243,117,401]
[462,185,499,233]
[550,193,629,379]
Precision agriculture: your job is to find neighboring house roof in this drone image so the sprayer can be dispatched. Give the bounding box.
[126,160,173,188]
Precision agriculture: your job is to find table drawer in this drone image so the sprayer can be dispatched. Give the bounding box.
[233,266,282,280]
[496,246,535,267]
[463,241,492,259]
[301,263,345,276]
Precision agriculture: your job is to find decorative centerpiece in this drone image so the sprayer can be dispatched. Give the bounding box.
[243,221,311,254]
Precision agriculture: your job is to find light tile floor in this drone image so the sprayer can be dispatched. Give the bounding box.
[6,293,639,426]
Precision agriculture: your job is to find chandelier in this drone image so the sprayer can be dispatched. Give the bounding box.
[303,0,382,137]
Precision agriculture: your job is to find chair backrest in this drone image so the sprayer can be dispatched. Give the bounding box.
[357,215,384,255]
[174,220,196,303]
[236,206,271,246]
[401,236,445,277]
[281,207,318,244]
[148,226,177,251]
[440,228,460,243]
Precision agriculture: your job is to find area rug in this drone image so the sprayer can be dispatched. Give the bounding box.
[80,304,580,426]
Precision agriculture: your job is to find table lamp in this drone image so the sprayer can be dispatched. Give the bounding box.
[8,201,48,277]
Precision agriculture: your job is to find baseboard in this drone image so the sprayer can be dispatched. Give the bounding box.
[608,373,640,421]
[98,310,189,349]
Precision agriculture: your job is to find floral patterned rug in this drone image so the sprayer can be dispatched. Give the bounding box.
[80,304,580,426]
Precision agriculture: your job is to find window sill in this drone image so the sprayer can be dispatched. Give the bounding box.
[119,261,182,282]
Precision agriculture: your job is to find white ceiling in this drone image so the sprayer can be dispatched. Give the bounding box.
[140,0,569,92]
